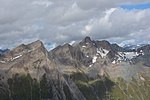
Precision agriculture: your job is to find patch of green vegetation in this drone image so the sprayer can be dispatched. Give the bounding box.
[63,84,73,100]
[91,77,114,99]
[32,79,40,100]
[110,76,150,100]
[7,73,40,100]
[76,82,97,100]
[110,84,128,100]
[71,72,90,82]
[70,72,97,100]
[0,84,9,100]
[1,72,149,100]
[40,73,53,99]
[5,73,54,100]
[70,72,115,100]
[71,72,150,100]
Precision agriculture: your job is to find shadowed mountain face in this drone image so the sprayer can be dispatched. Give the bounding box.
[0,37,150,100]
[0,49,9,56]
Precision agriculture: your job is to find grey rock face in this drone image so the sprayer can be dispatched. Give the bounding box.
[95,40,112,51]
[111,43,125,52]
[82,36,92,44]
[50,43,92,67]
[131,45,150,67]
[137,44,150,54]
[79,37,97,57]
[50,37,117,68]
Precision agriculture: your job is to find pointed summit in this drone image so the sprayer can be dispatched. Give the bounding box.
[1,40,47,62]
[29,40,44,49]
[83,36,92,43]
[63,43,72,48]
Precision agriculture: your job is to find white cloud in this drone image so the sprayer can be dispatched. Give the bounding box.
[0,0,150,49]
[32,0,53,7]
[82,8,150,42]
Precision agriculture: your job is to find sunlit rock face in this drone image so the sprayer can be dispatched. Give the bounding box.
[0,37,150,100]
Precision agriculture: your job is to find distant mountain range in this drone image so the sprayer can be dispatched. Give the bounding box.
[123,44,147,51]
[0,37,150,100]
[0,49,9,56]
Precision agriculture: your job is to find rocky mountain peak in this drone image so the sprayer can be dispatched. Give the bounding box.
[9,40,44,54]
[11,44,29,53]
[111,43,125,52]
[63,43,72,48]
[95,40,112,50]
[82,36,92,43]
[0,40,47,63]
[28,40,44,50]
[137,44,150,54]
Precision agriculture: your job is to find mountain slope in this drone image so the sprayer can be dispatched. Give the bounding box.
[0,37,150,100]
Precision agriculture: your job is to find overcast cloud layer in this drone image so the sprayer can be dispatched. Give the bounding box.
[0,0,150,49]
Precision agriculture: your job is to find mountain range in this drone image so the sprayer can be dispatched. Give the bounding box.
[0,37,150,100]
[0,49,9,56]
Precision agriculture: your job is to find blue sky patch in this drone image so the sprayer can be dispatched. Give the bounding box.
[121,3,150,10]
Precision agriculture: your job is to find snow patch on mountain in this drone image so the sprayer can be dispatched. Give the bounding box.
[89,64,93,67]
[69,41,76,45]
[82,45,86,48]
[0,60,6,63]
[112,60,116,64]
[112,50,145,64]
[139,50,144,55]
[11,55,22,61]
[92,56,97,63]
[97,48,109,58]
[124,52,138,59]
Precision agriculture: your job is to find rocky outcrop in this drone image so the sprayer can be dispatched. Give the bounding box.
[95,40,112,51]
[50,42,93,67]
[137,44,150,54]
[130,45,150,67]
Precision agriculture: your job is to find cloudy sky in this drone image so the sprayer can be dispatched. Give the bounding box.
[0,0,150,50]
